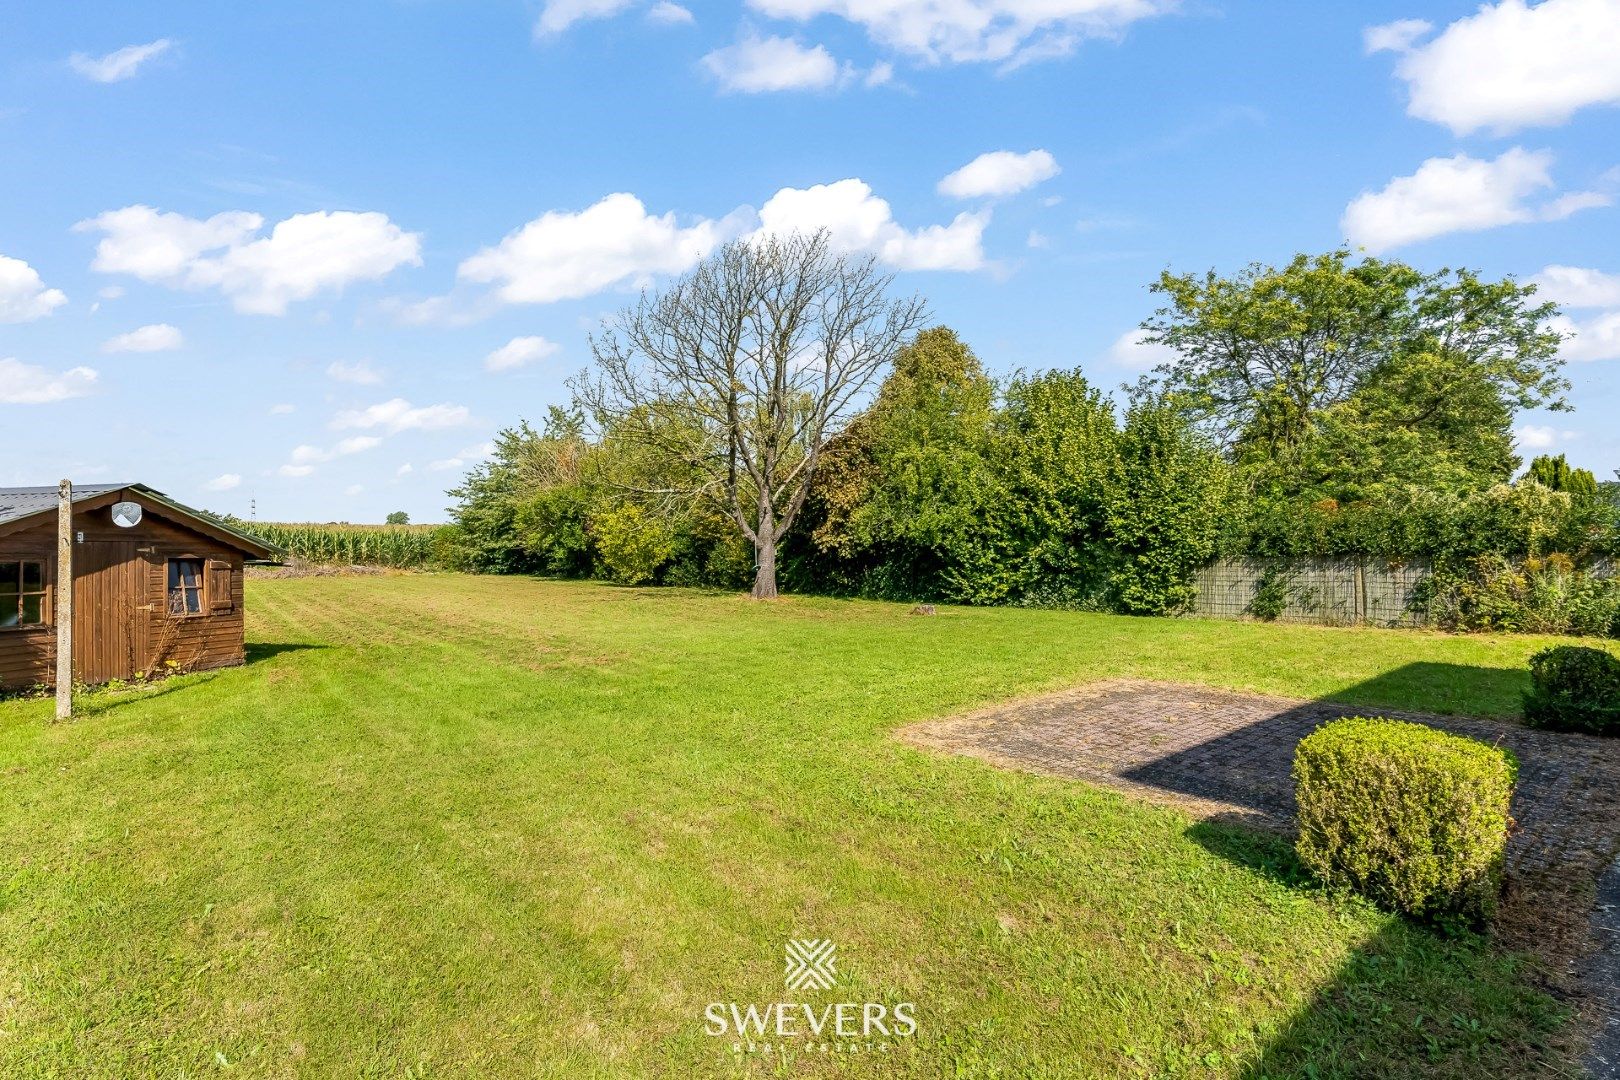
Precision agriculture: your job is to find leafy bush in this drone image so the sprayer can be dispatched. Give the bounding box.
[1248,566,1291,621]
[1523,646,1620,735]
[590,504,674,585]
[1294,717,1517,930]
[1419,554,1620,637]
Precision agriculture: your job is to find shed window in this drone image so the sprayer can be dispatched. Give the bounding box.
[167,559,204,616]
[0,561,47,629]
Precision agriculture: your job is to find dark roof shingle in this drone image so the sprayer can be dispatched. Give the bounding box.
[0,484,129,527]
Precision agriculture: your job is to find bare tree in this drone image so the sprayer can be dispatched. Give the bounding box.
[574,230,928,599]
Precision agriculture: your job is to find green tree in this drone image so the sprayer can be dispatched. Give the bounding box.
[1526,453,1599,499]
[1285,347,1523,501]
[1104,400,1234,614]
[974,369,1118,605]
[821,327,999,598]
[1137,251,1568,497]
[577,231,927,599]
[385,511,410,526]
[446,407,596,574]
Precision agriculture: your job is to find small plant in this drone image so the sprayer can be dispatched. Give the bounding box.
[1523,645,1620,735]
[1248,566,1291,621]
[1294,717,1516,931]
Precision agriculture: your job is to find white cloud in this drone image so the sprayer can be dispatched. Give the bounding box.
[1106,329,1175,369]
[78,205,422,315]
[1371,0,1620,135]
[380,292,494,328]
[69,39,172,83]
[938,149,1060,199]
[336,436,383,455]
[428,457,466,472]
[101,323,183,354]
[451,180,987,313]
[1363,18,1432,54]
[396,463,415,477]
[647,1,694,24]
[97,285,125,300]
[284,435,383,475]
[79,206,260,280]
[458,193,732,305]
[536,0,637,34]
[746,0,1173,65]
[1553,311,1620,362]
[0,254,68,322]
[344,484,364,497]
[755,178,988,271]
[269,403,296,415]
[1533,265,1620,310]
[485,335,561,372]
[1514,424,1579,449]
[1341,148,1607,253]
[203,473,242,492]
[331,398,471,434]
[327,359,384,385]
[1027,230,1049,249]
[703,34,845,93]
[0,358,98,404]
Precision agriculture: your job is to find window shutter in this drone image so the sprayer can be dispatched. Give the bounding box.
[207,559,234,613]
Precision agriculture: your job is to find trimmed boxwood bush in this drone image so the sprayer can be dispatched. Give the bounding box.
[1294,717,1516,930]
[1523,645,1620,735]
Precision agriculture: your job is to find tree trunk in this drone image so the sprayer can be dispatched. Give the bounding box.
[752,533,779,600]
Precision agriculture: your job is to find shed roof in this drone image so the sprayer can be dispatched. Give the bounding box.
[0,483,279,559]
[0,484,128,526]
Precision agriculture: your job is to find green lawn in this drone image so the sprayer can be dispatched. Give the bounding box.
[0,575,1586,1077]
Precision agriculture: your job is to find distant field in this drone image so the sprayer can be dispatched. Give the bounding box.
[0,576,1585,1077]
[245,521,441,568]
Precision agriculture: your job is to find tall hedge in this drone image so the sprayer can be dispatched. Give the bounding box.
[1294,717,1516,930]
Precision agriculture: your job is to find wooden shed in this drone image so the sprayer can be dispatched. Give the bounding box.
[0,484,277,691]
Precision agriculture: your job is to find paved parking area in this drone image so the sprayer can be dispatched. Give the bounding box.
[903,678,1620,877]
[903,678,1620,1073]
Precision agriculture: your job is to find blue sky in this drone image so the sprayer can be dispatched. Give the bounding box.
[2,0,1618,523]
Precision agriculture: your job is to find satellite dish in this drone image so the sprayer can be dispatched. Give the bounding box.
[111,502,143,528]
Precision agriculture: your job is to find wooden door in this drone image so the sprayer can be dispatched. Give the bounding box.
[72,540,151,684]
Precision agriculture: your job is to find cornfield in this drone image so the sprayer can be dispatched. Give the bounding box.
[244,522,442,569]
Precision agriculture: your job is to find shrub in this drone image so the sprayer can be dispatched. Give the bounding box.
[1523,646,1620,735]
[1248,566,1291,621]
[590,504,674,585]
[1294,717,1517,930]
[1418,554,1620,638]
